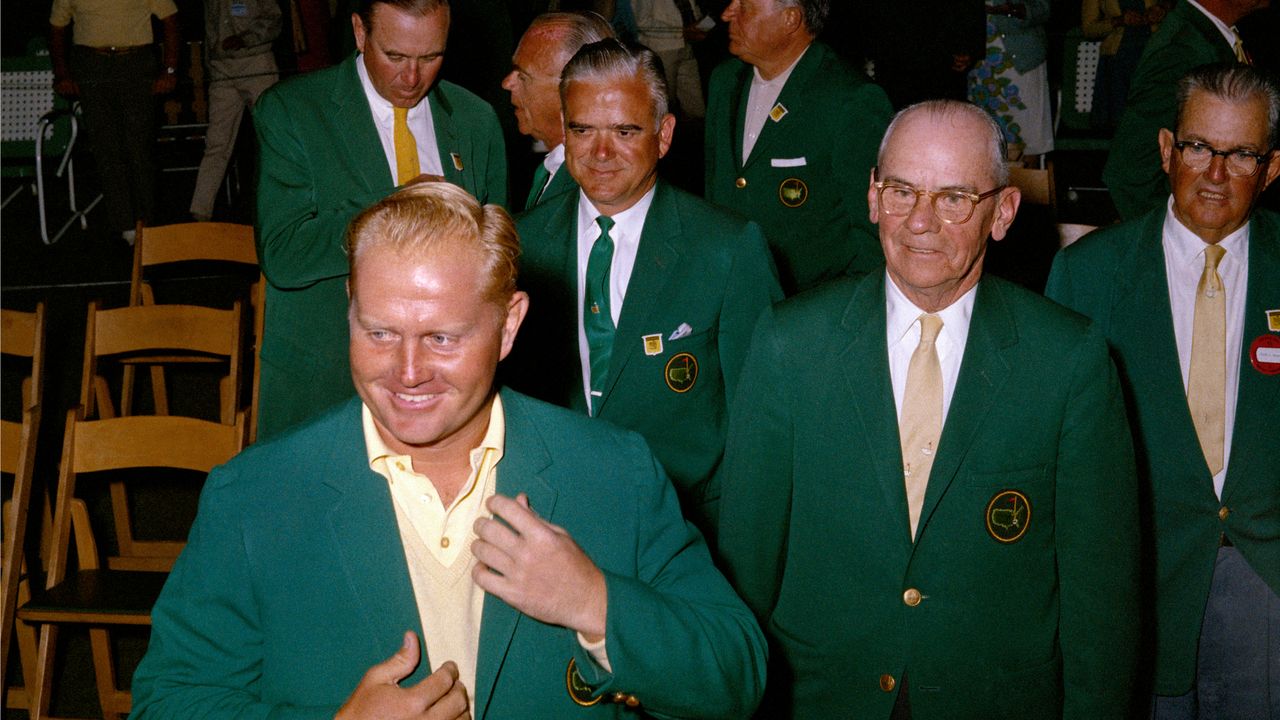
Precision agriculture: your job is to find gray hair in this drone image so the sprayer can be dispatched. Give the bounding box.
[777,0,829,36]
[1176,63,1280,148]
[560,38,669,128]
[877,100,1009,187]
[524,12,615,72]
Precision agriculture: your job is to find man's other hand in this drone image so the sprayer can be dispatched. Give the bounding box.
[336,631,471,720]
[472,493,608,641]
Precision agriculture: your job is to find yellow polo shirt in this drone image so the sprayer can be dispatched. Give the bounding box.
[364,397,504,710]
[49,0,178,48]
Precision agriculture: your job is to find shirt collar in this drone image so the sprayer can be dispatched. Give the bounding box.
[1162,196,1250,268]
[544,143,566,175]
[363,394,506,473]
[884,270,978,348]
[751,44,809,88]
[576,183,658,241]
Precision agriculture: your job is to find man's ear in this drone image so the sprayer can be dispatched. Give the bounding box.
[656,113,677,159]
[352,13,368,54]
[1262,149,1280,191]
[867,167,880,223]
[988,186,1022,242]
[1158,128,1175,176]
[499,291,530,360]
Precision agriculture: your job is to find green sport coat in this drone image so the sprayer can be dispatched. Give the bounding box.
[1045,206,1280,695]
[703,41,892,295]
[1101,1,1235,220]
[716,272,1142,719]
[506,181,782,535]
[130,390,767,719]
[253,54,507,440]
[521,156,578,212]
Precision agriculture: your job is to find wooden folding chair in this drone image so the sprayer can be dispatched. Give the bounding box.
[82,300,244,425]
[128,221,265,441]
[1,304,50,713]
[1009,160,1057,211]
[79,301,243,576]
[18,411,245,720]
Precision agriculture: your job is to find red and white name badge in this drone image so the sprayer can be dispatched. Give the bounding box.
[1250,334,1280,375]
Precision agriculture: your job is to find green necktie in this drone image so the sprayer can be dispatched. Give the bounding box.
[524,162,551,211]
[584,216,616,416]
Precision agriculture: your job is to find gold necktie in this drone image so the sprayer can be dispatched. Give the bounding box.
[900,313,944,541]
[393,106,420,185]
[1188,244,1227,476]
[1232,28,1249,64]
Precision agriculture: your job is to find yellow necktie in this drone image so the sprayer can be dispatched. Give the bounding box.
[393,106,420,185]
[1188,244,1227,476]
[1232,28,1249,64]
[900,313,944,541]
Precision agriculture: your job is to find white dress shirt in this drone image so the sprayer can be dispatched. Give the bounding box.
[575,187,657,409]
[885,274,978,427]
[538,143,566,196]
[356,54,444,182]
[741,46,807,164]
[1162,197,1248,498]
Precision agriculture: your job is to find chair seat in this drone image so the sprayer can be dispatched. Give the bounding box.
[18,570,166,626]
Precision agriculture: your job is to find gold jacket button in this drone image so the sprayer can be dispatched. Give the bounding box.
[903,588,922,607]
[879,674,896,692]
[625,695,641,708]
[1219,506,1230,521]
[735,177,747,188]
[611,691,628,703]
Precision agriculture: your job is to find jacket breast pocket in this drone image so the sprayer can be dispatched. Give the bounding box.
[965,465,1054,546]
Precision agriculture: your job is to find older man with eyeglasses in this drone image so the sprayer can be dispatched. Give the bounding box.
[716,98,1142,719]
[1048,62,1280,720]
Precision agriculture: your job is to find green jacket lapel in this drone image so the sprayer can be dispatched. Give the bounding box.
[332,55,395,193]
[596,182,683,414]
[916,279,1016,539]
[743,42,824,171]
[1223,211,1280,503]
[539,191,591,414]
[474,390,559,719]
[1114,211,1214,480]
[838,274,914,544]
[430,85,466,188]
[319,399,429,678]
[727,62,751,172]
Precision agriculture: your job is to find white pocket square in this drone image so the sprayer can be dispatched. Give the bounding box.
[668,323,693,341]
[771,157,807,168]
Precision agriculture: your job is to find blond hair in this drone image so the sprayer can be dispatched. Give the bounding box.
[346,182,520,303]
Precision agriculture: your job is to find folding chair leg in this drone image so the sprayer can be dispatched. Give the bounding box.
[89,627,130,720]
[150,365,170,416]
[27,621,57,720]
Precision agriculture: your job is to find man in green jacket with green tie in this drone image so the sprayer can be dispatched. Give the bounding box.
[254,0,506,439]
[508,39,781,536]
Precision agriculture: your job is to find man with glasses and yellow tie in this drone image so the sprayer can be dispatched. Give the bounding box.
[1048,63,1280,719]
[253,0,507,440]
[717,99,1142,719]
